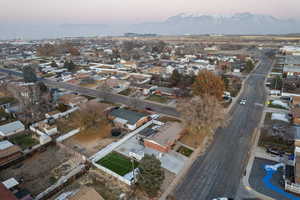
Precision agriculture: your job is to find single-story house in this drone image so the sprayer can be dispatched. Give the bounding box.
[59,94,88,107]
[140,122,183,153]
[110,108,149,130]
[0,121,25,137]
[0,140,22,166]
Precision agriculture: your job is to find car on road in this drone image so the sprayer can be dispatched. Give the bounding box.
[239,98,247,105]
[212,198,233,200]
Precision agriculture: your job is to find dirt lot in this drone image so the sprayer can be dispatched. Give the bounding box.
[49,169,131,200]
[63,129,118,157]
[0,144,74,196]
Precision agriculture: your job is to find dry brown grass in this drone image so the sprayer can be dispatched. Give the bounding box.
[179,130,207,149]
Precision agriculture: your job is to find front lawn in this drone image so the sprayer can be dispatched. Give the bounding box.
[10,133,39,149]
[146,95,168,104]
[258,128,294,153]
[97,152,138,176]
[177,146,193,157]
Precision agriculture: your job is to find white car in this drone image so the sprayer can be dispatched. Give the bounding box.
[212,198,233,200]
[150,114,160,120]
[239,98,247,105]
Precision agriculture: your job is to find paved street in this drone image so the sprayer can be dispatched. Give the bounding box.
[0,68,180,117]
[174,53,273,200]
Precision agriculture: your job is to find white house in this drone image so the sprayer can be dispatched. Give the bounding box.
[0,121,25,137]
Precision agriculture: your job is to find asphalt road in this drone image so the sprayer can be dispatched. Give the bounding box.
[0,68,180,117]
[174,54,273,200]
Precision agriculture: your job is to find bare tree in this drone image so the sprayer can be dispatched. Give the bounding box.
[7,82,52,125]
[70,101,111,136]
[177,95,228,143]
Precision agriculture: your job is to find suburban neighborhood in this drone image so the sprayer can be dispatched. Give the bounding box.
[1,25,300,200]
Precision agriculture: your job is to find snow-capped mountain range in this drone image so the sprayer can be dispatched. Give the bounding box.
[1,12,300,40]
[130,12,299,35]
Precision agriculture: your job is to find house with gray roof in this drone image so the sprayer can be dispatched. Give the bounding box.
[0,121,25,137]
[110,108,149,130]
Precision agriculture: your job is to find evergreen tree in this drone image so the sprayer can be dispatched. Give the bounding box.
[137,154,165,198]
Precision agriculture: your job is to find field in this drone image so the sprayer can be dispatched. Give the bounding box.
[97,152,138,176]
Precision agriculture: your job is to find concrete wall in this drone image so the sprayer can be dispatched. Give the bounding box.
[56,129,80,142]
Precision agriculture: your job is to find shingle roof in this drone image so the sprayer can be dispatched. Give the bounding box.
[0,121,25,136]
[110,108,147,125]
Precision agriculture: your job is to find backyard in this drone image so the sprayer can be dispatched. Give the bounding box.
[0,145,73,196]
[10,132,39,150]
[97,152,138,176]
[63,122,115,157]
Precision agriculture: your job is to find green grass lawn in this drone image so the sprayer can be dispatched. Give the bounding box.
[97,152,138,176]
[146,95,168,103]
[177,146,193,157]
[10,134,39,150]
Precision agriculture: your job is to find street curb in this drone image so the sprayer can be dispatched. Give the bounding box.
[240,57,277,200]
[160,61,262,200]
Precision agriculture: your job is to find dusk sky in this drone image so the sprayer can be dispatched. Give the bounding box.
[0,0,300,24]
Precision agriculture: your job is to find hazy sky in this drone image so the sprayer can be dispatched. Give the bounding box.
[1,0,300,24]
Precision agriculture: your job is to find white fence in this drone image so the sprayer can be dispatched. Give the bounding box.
[90,120,155,185]
[56,129,80,142]
[92,162,132,185]
[90,120,154,162]
[50,107,79,119]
